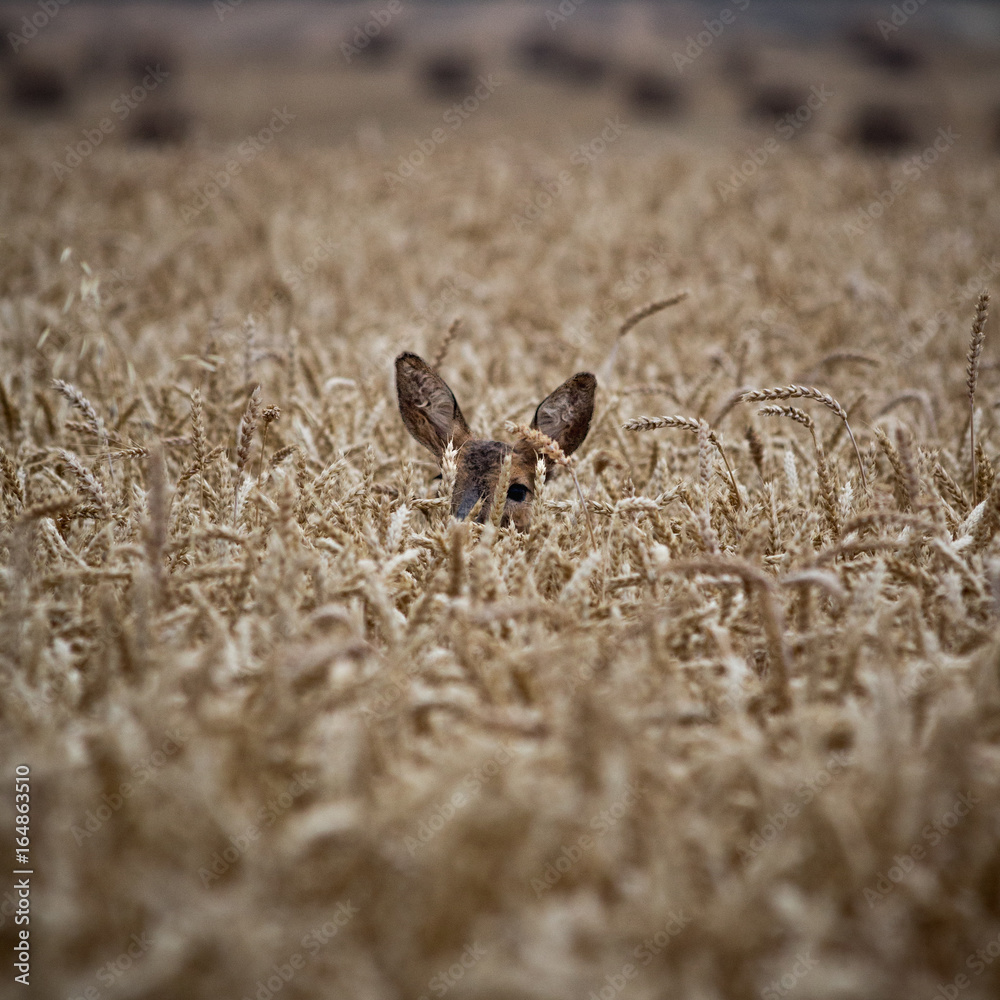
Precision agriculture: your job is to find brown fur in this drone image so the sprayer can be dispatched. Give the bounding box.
[395,353,596,528]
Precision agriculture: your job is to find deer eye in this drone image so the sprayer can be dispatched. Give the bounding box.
[507,484,530,503]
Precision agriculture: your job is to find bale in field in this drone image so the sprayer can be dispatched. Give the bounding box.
[512,32,570,77]
[848,103,919,152]
[843,20,924,74]
[745,83,810,124]
[419,52,478,99]
[621,70,683,120]
[126,105,191,145]
[7,61,69,111]
[512,31,610,88]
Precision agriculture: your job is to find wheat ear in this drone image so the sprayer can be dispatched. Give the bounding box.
[966,291,989,505]
[622,415,741,506]
[741,385,868,489]
[234,385,261,527]
[505,422,595,547]
[432,318,462,371]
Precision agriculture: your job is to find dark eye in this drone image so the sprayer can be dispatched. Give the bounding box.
[507,484,530,502]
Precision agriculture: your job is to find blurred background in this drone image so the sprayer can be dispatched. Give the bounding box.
[1,0,999,156]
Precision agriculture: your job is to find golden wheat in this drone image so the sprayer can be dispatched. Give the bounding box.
[0,116,998,1000]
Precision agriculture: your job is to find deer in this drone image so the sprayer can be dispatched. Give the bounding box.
[395,352,596,530]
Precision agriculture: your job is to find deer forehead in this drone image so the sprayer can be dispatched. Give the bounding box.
[455,440,534,483]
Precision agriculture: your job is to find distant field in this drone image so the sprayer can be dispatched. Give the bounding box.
[2,4,1000,1000]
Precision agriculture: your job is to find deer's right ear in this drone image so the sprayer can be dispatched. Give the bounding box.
[395,353,471,460]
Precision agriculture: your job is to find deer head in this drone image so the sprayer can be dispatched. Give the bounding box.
[395,352,596,529]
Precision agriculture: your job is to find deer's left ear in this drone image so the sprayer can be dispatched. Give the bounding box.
[531,372,596,457]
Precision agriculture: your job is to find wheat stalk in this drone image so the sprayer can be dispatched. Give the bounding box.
[490,450,513,528]
[432,318,462,371]
[741,385,868,489]
[622,415,741,506]
[759,405,840,537]
[234,384,261,528]
[505,422,595,547]
[617,291,690,339]
[966,291,990,504]
[51,379,114,482]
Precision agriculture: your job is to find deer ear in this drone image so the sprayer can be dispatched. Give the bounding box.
[395,353,471,460]
[531,372,596,457]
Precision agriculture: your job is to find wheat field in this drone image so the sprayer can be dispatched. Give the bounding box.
[2,48,1000,999]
